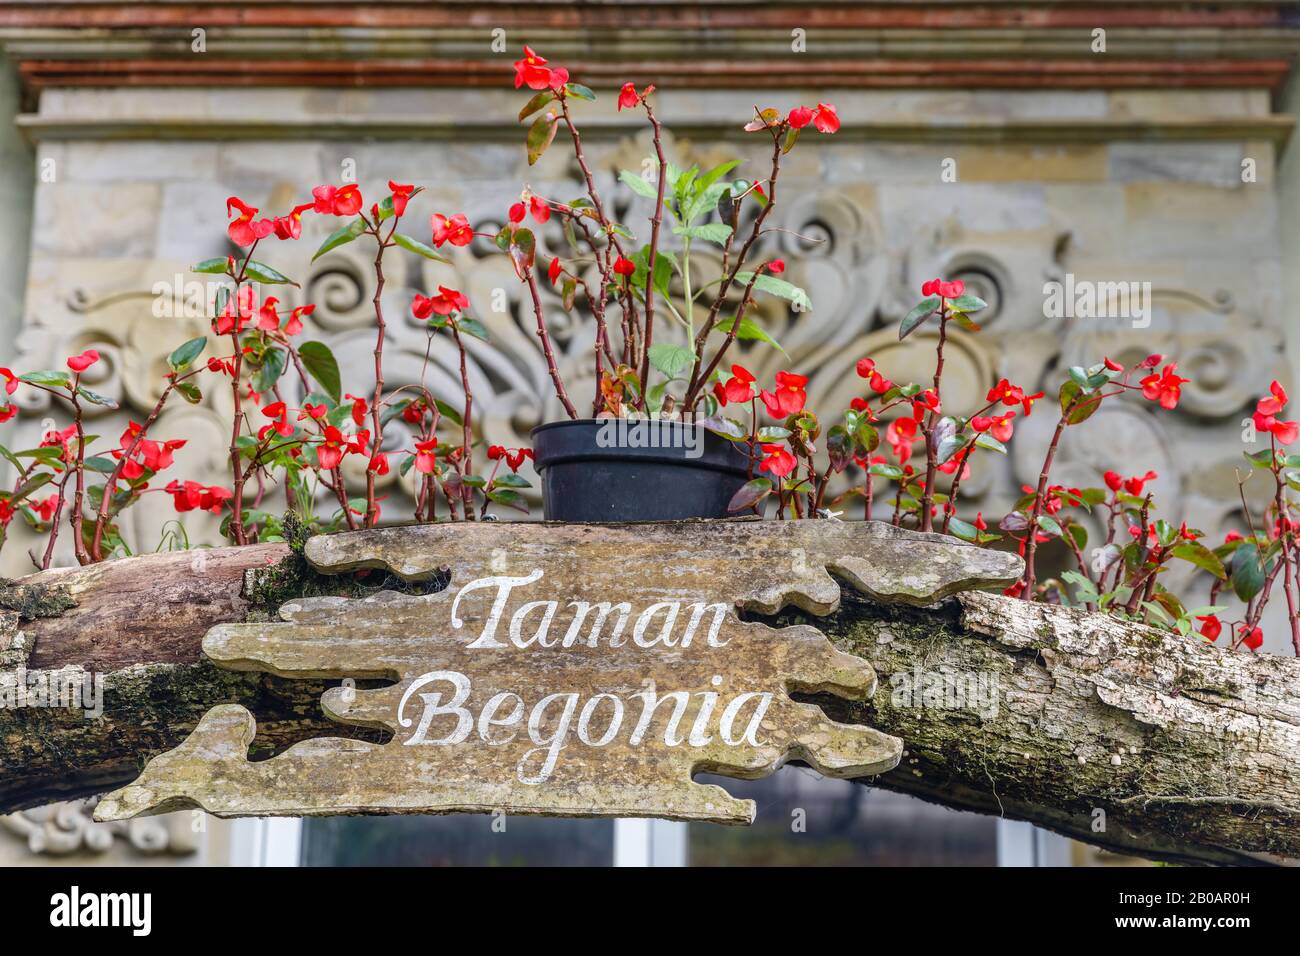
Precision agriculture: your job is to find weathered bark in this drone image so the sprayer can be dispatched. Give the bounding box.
[2,535,1297,865]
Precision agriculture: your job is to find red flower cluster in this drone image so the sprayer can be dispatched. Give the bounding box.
[488,445,535,472]
[513,46,569,91]
[1140,363,1189,410]
[164,480,233,514]
[1252,380,1298,445]
[411,287,470,319]
[921,278,965,299]
[1104,469,1158,496]
[787,103,840,134]
[431,213,474,248]
[759,371,808,418]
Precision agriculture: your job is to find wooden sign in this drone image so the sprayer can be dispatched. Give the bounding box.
[95,521,1021,825]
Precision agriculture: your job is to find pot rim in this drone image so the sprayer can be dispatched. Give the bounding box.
[529,418,750,476]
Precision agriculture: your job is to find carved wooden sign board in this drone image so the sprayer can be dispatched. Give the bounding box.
[95,521,1020,825]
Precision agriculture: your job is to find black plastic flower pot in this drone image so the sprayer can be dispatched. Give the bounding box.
[530,419,751,521]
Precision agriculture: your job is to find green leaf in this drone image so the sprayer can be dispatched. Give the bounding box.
[83,455,117,475]
[728,477,773,513]
[509,228,536,279]
[19,370,71,389]
[946,516,982,542]
[394,232,452,263]
[564,82,596,102]
[699,415,748,441]
[1231,542,1266,601]
[619,169,661,201]
[519,89,555,120]
[175,381,203,404]
[647,343,696,379]
[76,385,118,408]
[526,114,558,166]
[869,462,904,480]
[734,272,812,312]
[244,260,299,287]
[947,293,987,313]
[898,296,939,340]
[435,399,463,426]
[312,218,367,262]
[486,488,530,514]
[709,316,784,358]
[673,222,732,245]
[1171,541,1227,580]
[755,426,791,442]
[298,341,342,404]
[168,336,207,372]
[1037,515,1063,537]
[1058,380,1103,425]
[190,257,231,275]
[456,317,490,343]
[973,433,1007,454]
[492,473,532,489]
[252,347,287,394]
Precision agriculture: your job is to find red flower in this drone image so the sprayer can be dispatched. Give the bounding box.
[885,417,919,462]
[1253,409,1299,446]
[317,426,347,470]
[1239,624,1263,651]
[529,195,551,223]
[431,213,474,248]
[226,196,273,247]
[767,259,785,275]
[0,367,17,395]
[164,480,231,514]
[272,202,315,241]
[1103,470,1123,491]
[921,278,965,299]
[214,285,257,336]
[256,296,280,332]
[985,378,1041,415]
[414,437,439,474]
[1140,363,1189,410]
[787,106,814,129]
[812,103,840,134]
[758,443,797,478]
[1139,353,1164,369]
[412,286,470,319]
[388,181,415,217]
[513,46,569,91]
[0,405,15,424]
[368,452,390,475]
[508,202,527,223]
[759,371,807,418]
[311,184,363,217]
[66,349,99,373]
[1121,470,1158,496]
[714,364,756,406]
[32,494,58,522]
[1103,356,1123,372]
[911,388,940,420]
[974,512,987,532]
[345,394,369,427]
[548,257,563,285]
[1258,380,1288,416]
[614,256,636,277]
[284,304,314,337]
[972,411,1016,443]
[617,82,640,111]
[139,437,186,472]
